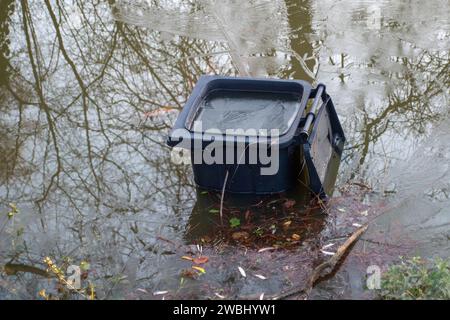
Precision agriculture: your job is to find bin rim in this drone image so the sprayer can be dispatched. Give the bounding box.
[167,75,312,149]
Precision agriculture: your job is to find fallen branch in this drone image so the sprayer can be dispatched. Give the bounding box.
[269,224,368,300]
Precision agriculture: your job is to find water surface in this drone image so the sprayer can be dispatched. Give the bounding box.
[0,0,448,299]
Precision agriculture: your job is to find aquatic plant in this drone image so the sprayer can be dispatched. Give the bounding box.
[379,256,450,300]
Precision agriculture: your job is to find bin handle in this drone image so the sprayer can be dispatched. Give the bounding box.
[300,84,326,140]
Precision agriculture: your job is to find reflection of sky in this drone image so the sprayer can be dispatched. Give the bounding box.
[0,0,448,299]
[312,0,449,187]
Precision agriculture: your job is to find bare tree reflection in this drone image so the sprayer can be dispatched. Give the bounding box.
[0,0,448,299]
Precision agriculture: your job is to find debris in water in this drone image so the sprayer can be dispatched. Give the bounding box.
[192,266,206,274]
[136,288,148,294]
[258,247,276,253]
[238,266,246,278]
[181,256,193,261]
[282,220,292,228]
[232,231,250,240]
[320,250,335,256]
[283,200,296,209]
[193,256,209,264]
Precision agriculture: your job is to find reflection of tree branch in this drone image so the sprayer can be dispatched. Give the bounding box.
[44,0,102,195]
[345,51,449,167]
[20,0,61,203]
[116,24,182,108]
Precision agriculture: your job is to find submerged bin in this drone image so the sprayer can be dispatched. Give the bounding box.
[167,75,345,197]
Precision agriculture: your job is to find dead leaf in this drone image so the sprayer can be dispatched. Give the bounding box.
[215,293,226,299]
[192,266,206,274]
[181,256,193,261]
[193,256,209,264]
[258,247,275,253]
[282,220,292,228]
[180,269,197,278]
[291,233,301,241]
[232,231,249,240]
[321,243,335,250]
[136,288,148,294]
[238,266,246,278]
[320,250,335,256]
[254,274,267,280]
[283,200,296,209]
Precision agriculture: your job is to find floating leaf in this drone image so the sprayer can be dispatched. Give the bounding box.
[181,256,193,261]
[136,288,148,293]
[320,250,335,256]
[7,203,19,219]
[153,290,168,296]
[192,266,206,274]
[282,220,292,228]
[321,243,335,250]
[180,269,197,278]
[254,274,267,280]
[291,233,301,241]
[258,247,275,253]
[231,231,249,240]
[193,256,209,264]
[38,289,48,300]
[238,266,246,278]
[80,261,90,271]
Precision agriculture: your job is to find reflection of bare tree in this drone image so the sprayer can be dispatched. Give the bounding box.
[0,0,238,298]
[344,50,449,173]
[0,0,448,299]
[0,0,14,87]
[283,0,317,82]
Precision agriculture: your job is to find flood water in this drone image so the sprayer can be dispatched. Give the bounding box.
[0,0,448,299]
[192,90,302,134]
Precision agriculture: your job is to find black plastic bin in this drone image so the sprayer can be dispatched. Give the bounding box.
[167,75,345,197]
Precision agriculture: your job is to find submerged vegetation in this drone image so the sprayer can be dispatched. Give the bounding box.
[380,257,450,300]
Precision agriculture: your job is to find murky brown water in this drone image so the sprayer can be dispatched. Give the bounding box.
[0,0,448,299]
